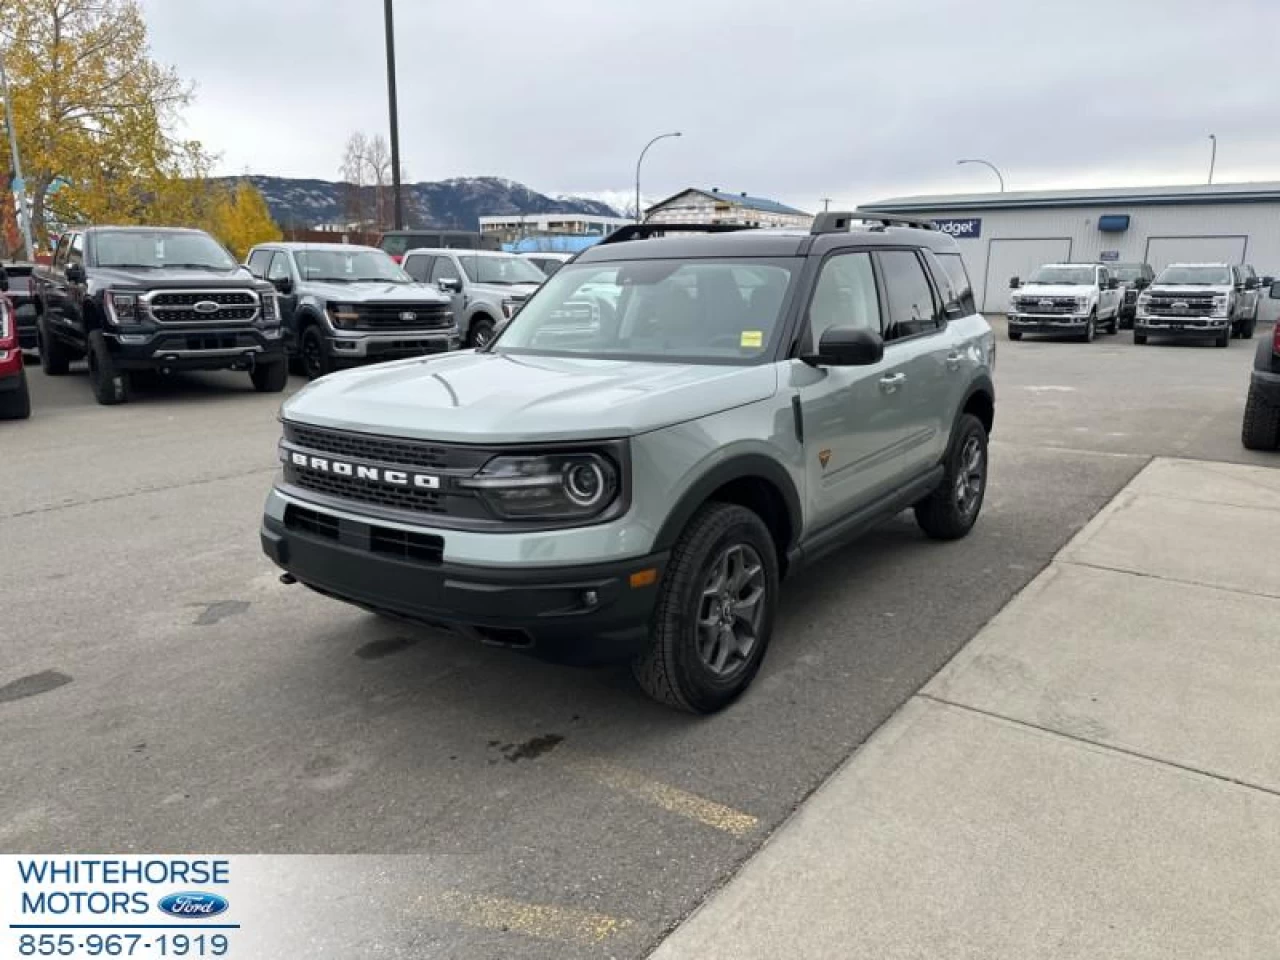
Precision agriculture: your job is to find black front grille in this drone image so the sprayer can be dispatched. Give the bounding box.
[1146,295,1216,316]
[353,302,453,330]
[289,468,446,514]
[284,422,453,470]
[1015,296,1077,315]
[371,526,444,564]
[149,290,258,324]
[285,504,339,539]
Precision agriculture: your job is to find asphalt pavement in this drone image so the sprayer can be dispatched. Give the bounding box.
[0,319,1273,958]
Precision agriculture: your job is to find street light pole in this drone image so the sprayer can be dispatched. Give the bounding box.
[0,46,34,259]
[956,158,1005,192]
[635,131,682,223]
[1207,134,1217,185]
[382,0,404,230]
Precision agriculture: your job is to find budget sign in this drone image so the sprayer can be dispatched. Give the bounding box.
[933,218,982,239]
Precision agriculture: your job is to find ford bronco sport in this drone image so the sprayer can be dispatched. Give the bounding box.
[261,212,996,713]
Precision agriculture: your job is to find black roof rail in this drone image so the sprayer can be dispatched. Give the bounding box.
[811,209,938,235]
[600,222,759,245]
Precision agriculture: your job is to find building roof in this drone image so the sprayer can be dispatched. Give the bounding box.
[646,188,810,217]
[862,180,1280,213]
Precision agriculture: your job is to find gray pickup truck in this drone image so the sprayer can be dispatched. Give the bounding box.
[246,243,459,379]
[401,248,547,348]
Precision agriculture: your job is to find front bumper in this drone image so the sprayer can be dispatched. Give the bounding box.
[260,500,666,665]
[106,325,286,371]
[1134,316,1230,338]
[1008,313,1090,334]
[326,329,460,362]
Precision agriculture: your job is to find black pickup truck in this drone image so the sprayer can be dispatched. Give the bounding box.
[32,226,287,405]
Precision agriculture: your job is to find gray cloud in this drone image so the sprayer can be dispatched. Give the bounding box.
[141,0,1277,211]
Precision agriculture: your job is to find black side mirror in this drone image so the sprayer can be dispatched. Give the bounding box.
[66,262,86,284]
[1270,280,1280,300]
[1107,278,1119,290]
[272,275,294,295]
[1262,275,1274,287]
[0,267,9,292]
[1134,278,1149,290]
[1244,277,1258,291]
[438,277,463,294]
[803,327,884,367]
[1008,277,1021,289]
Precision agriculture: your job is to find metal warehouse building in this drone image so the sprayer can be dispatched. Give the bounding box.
[861,182,1280,313]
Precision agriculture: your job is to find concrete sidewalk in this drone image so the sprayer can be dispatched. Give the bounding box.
[652,457,1280,960]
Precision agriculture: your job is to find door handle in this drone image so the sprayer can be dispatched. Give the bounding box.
[946,351,963,371]
[878,372,906,393]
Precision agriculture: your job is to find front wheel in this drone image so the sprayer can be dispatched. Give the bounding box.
[250,359,288,393]
[1109,306,1120,334]
[467,317,495,350]
[914,413,988,541]
[1007,327,1023,341]
[0,369,31,420]
[633,503,779,714]
[87,330,130,405]
[299,325,332,380]
[1080,312,1096,343]
[37,317,71,375]
[1241,382,1280,450]
[1215,328,1230,348]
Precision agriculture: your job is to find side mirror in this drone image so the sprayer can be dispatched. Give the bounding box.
[437,277,462,294]
[1106,278,1119,290]
[803,327,884,367]
[1008,277,1021,289]
[1134,278,1149,290]
[0,267,9,292]
[1262,275,1274,287]
[1244,277,1258,291]
[1270,280,1280,300]
[66,262,86,284]
[272,275,294,295]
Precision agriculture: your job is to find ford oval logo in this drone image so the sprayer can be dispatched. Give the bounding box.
[157,892,229,919]
[399,311,416,322]
[192,300,221,315]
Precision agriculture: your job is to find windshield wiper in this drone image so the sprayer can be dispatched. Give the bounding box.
[164,263,232,271]
[309,276,352,283]
[353,277,399,283]
[101,263,159,269]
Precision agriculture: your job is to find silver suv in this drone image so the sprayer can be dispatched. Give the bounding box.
[402,248,547,348]
[261,212,996,712]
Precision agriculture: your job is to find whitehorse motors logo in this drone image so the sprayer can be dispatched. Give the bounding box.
[287,451,441,489]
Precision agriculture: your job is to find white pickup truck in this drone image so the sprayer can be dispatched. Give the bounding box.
[1007,263,1122,342]
[1134,262,1261,348]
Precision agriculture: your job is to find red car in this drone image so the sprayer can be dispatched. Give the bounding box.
[0,271,31,420]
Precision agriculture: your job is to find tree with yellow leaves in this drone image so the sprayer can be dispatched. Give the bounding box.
[210,180,281,260]
[0,0,214,246]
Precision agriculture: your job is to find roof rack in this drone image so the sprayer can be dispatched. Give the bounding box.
[811,209,938,235]
[599,222,759,245]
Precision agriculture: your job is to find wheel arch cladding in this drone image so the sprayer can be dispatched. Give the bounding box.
[962,377,995,437]
[653,455,801,572]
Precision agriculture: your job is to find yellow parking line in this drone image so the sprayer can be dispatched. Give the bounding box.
[437,892,632,945]
[574,758,759,837]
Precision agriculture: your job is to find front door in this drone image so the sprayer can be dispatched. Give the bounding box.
[266,252,299,346]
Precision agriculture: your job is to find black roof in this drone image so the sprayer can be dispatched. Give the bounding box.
[578,225,960,263]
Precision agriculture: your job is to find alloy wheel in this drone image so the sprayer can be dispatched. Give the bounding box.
[695,543,767,678]
[954,434,985,518]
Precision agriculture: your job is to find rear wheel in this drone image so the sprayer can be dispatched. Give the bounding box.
[299,325,332,380]
[914,413,988,541]
[0,368,31,420]
[632,503,778,714]
[1241,382,1280,450]
[37,317,71,375]
[87,330,130,405]
[250,359,288,393]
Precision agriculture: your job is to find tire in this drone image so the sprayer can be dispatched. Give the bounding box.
[1080,312,1096,343]
[632,503,779,714]
[1243,316,1256,340]
[87,329,130,405]
[1007,328,1022,341]
[37,317,70,375]
[1134,332,1147,345]
[250,359,288,393]
[299,324,332,380]
[0,368,31,420]
[1109,306,1120,334]
[1241,382,1280,450]
[467,316,495,349]
[1215,328,1230,348]
[914,413,988,541]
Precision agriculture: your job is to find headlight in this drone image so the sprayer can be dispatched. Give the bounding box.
[1212,296,1229,317]
[502,299,520,319]
[260,291,279,322]
[1075,297,1089,311]
[459,452,620,520]
[327,303,360,328]
[105,290,143,326]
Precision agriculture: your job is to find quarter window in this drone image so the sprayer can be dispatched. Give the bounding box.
[807,252,880,347]
[877,250,941,340]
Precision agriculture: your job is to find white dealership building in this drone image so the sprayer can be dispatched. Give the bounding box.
[861,181,1280,312]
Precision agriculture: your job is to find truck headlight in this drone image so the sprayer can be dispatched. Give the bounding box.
[260,291,279,323]
[502,299,521,319]
[1075,297,1089,311]
[1137,293,1152,315]
[105,290,143,326]
[1212,296,1229,317]
[459,452,620,520]
[327,303,360,328]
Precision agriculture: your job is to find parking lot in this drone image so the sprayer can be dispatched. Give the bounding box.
[2,318,1275,959]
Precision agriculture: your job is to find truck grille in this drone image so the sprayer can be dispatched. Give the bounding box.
[1144,294,1217,317]
[290,469,446,514]
[285,422,453,470]
[1014,296,1079,315]
[147,290,258,324]
[352,302,453,330]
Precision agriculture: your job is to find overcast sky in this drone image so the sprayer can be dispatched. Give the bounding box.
[140,0,1277,213]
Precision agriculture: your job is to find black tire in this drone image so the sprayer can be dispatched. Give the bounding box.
[299,324,332,380]
[1215,328,1230,348]
[87,330,130,405]
[250,359,288,393]
[1134,332,1147,345]
[1241,382,1280,451]
[1079,312,1096,343]
[632,503,779,714]
[37,316,71,375]
[467,316,495,349]
[914,413,988,541]
[1007,328,1023,341]
[1243,316,1256,340]
[1109,309,1120,334]
[0,368,31,420]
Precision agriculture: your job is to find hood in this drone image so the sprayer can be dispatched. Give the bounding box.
[1146,284,1230,296]
[1013,283,1093,298]
[92,266,259,289]
[303,280,451,304]
[469,281,542,300]
[283,351,779,443]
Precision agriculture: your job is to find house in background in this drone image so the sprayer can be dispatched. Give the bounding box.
[644,188,812,229]
[479,212,632,246]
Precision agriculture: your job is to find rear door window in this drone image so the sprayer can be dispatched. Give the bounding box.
[877,250,942,340]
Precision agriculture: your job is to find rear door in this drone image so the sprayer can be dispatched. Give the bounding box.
[983,237,1072,312]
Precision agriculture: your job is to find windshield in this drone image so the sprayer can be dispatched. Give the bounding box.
[94,231,236,271]
[1028,265,1095,285]
[1156,265,1233,285]
[458,255,547,285]
[494,259,796,364]
[295,249,409,283]
[1109,264,1145,282]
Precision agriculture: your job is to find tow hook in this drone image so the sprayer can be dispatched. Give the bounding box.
[279,573,297,585]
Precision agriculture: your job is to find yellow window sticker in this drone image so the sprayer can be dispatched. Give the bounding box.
[740,330,763,348]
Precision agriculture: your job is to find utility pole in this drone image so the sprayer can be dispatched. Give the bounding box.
[382,0,404,230]
[821,197,832,212]
[1207,134,1217,185]
[0,45,34,260]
